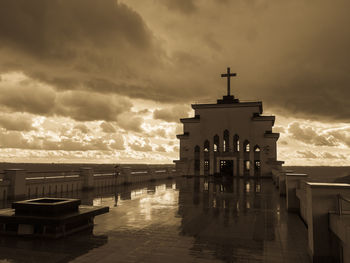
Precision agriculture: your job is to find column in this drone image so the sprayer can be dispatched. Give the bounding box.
[278,171,286,195]
[122,167,132,184]
[199,150,204,176]
[80,167,94,190]
[209,151,214,175]
[5,169,26,199]
[249,149,254,177]
[306,182,350,262]
[285,173,308,212]
[147,167,155,181]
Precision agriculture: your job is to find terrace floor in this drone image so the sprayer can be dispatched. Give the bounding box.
[0,177,310,263]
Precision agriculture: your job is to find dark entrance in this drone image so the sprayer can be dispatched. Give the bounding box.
[220,160,234,176]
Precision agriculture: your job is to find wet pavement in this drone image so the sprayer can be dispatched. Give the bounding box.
[0,177,310,263]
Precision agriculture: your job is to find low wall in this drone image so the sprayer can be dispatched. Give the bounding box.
[280,168,350,262]
[0,165,179,201]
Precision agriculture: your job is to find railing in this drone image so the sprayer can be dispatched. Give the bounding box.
[337,194,350,215]
[26,170,81,184]
[26,170,80,179]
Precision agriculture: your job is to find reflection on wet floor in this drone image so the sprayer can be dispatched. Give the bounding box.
[0,177,310,263]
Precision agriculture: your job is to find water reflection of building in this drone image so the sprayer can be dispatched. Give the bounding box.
[177,177,279,262]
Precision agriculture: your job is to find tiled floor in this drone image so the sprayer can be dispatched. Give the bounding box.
[0,177,310,262]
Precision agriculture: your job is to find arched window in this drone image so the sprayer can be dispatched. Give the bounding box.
[244,140,250,152]
[254,145,261,152]
[203,140,210,152]
[233,134,240,152]
[213,135,219,152]
[223,130,229,152]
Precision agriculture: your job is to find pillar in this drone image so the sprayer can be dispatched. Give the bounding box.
[80,167,94,190]
[285,173,308,212]
[166,167,173,178]
[121,167,132,184]
[199,150,204,176]
[306,182,350,262]
[147,167,155,181]
[5,169,26,199]
[209,151,214,176]
[279,171,286,195]
[249,150,254,177]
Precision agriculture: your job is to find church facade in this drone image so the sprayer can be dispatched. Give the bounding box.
[174,68,283,177]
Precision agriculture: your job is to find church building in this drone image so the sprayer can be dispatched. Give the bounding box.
[174,68,283,177]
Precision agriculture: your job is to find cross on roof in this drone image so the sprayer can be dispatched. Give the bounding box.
[221,67,237,96]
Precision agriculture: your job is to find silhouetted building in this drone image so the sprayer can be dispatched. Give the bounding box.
[174,68,283,177]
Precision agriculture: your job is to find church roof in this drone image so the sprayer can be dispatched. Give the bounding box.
[192,100,263,114]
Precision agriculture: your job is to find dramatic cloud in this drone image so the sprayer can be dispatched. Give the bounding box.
[0,74,56,115]
[326,129,350,148]
[129,142,153,152]
[0,0,350,164]
[296,150,347,161]
[322,152,347,160]
[0,74,133,121]
[1,0,350,121]
[109,134,125,150]
[297,150,318,159]
[153,105,190,123]
[117,112,143,132]
[288,122,337,146]
[100,122,117,133]
[0,129,124,152]
[0,0,169,101]
[0,113,34,131]
[155,145,167,152]
[123,0,350,121]
[74,124,90,134]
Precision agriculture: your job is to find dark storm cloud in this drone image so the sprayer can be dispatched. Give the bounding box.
[227,0,350,122]
[0,79,56,115]
[0,0,166,101]
[1,0,350,122]
[0,78,133,121]
[56,91,132,121]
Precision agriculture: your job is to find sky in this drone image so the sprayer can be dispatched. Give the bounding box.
[0,0,349,165]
